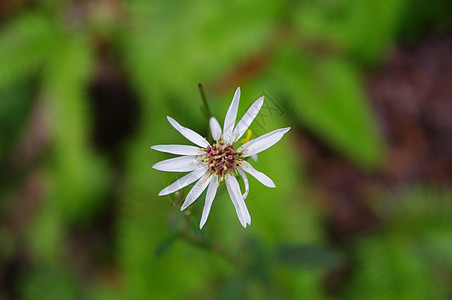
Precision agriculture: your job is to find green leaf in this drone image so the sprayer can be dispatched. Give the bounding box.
[342,0,405,63]
[294,0,405,64]
[275,52,384,169]
[42,34,109,224]
[0,12,54,88]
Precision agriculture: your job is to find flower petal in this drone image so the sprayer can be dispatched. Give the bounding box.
[180,173,213,211]
[238,127,290,157]
[167,116,209,148]
[225,177,247,228]
[151,144,203,156]
[226,174,251,227]
[237,167,249,199]
[223,87,240,143]
[158,166,208,196]
[199,175,219,229]
[232,96,264,142]
[209,117,222,141]
[240,161,276,188]
[152,155,202,172]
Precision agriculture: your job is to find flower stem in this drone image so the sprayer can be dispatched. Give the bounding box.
[198,83,212,120]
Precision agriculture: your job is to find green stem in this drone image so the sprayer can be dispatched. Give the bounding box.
[198,83,212,120]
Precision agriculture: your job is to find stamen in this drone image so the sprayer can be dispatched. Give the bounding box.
[203,141,243,178]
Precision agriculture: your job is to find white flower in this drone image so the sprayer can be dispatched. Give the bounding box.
[151,87,290,229]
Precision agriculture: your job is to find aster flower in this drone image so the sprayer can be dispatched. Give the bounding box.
[151,87,290,229]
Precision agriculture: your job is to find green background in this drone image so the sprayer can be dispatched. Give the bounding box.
[0,0,451,299]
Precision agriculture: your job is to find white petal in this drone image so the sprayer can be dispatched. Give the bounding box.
[152,155,202,172]
[238,127,290,157]
[167,116,209,148]
[226,174,251,227]
[209,117,222,141]
[180,173,213,210]
[251,154,258,161]
[151,145,203,156]
[237,167,249,199]
[199,175,219,229]
[223,87,240,143]
[240,161,276,188]
[232,96,264,142]
[225,176,247,228]
[158,167,208,196]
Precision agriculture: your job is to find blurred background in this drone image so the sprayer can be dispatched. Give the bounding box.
[1,0,452,299]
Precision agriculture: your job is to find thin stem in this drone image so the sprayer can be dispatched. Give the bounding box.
[198,83,212,119]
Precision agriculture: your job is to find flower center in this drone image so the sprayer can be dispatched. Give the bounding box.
[203,140,242,177]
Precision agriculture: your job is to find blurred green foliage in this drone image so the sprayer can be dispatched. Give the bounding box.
[0,0,451,299]
[346,187,452,300]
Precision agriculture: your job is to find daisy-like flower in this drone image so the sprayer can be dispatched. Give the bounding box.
[151,87,290,229]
